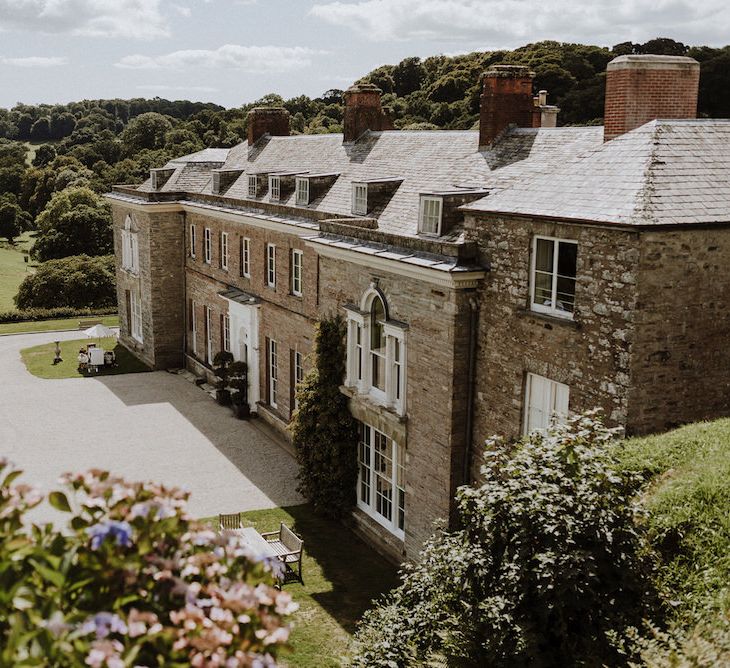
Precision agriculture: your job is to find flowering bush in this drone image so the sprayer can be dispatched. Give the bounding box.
[349,412,661,667]
[0,461,297,667]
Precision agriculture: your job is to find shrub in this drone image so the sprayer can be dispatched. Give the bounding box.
[350,412,660,668]
[15,254,116,310]
[290,315,358,519]
[0,305,117,324]
[0,459,296,666]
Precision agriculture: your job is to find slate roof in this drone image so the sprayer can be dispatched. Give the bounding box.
[464,120,730,226]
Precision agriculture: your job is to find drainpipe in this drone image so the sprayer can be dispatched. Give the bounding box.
[463,297,479,485]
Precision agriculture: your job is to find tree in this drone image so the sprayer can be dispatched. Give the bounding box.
[393,57,426,96]
[0,194,31,243]
[290,315,359,519]
[29,116,51,142]
[32,143,57,167]
[15,254,117,309]
[32,186,112,261]
[121,112,174,154]
[350,413,660,668]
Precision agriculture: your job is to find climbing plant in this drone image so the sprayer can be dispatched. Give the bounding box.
[290,315,359,519]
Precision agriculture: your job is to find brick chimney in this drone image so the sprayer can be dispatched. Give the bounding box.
[479,65,535,149]
[247,107,290,145]
[343,83,394,143]
[603,54,700,142]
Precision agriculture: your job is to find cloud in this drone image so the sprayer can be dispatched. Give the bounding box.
[172,4,192,17]
[0,0,169,39]
[0,55,67,66]
[309,0,730,46]
[116,44,324,72]
[136,84,219,93]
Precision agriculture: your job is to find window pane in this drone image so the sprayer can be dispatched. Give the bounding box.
[535,238,554,273]
[556,276,576,313]
[374,432,393,521]
[533,271,553,307]
[372,352,385,391]
[557,242,577,278]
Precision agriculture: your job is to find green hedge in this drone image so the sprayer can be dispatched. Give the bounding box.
[0,306,117,324]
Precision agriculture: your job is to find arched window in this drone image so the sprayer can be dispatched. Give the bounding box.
[121,215,139,274]
[370,295,386,392]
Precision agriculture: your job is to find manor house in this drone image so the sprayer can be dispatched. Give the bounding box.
[107,54,730,559]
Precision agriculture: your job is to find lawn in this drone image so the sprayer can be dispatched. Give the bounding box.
[0,231,37,311]
[211,506,400,668]
[20,336,150,379]
[0,314,119,335]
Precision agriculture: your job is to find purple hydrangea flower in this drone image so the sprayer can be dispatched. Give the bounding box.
[86,520,133,550]
[80,612,128,639]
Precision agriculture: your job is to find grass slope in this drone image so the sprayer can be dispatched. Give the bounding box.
[619,419,730,626]
[0,314,118,335]
[210,506,399,668]
[20,337,150,379]
[0,232,36,311]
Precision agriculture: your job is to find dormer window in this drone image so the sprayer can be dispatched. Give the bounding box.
[248,175,258,198]
[352,184,368,215]
[418,196,443,235]
[295,177,310,206]
[270,175,281,201]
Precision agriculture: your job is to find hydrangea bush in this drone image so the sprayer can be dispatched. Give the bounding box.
[0,462,297,667]
[350,412,661,668]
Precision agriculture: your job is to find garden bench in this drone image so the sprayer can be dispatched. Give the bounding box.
[218,512,243,530]
[78,319,103,330]
[261,523,304,584]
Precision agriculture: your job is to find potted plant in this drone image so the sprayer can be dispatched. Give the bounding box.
[212,351,234,406]
[228,360,250,420]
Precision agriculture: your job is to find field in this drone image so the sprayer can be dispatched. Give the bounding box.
[0,232,36,311]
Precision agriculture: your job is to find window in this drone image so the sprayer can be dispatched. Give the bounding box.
[204,228,212,264]
[222,314,231,353]
[295,177,309,206]
[357,422,405,538]
[531,236,577,318]
[418,196,443,235]
[345,290,407,416]
[205,306,213,365]
[248,175,258,198]
[524,373,569,435]
[269,175,281,201]
[268,339,278,408]
[190,300,197,356]
[352,184,368,215]
[121,216,139,274]
[291,249,303,296]
[130,290,143,342]
[241,237,250,278]
[293,349,304,412]
[220,232,229,270]
[266,243,276,288]
[189,224,196,259]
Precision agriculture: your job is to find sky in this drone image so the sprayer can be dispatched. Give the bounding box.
[0,0,728,109]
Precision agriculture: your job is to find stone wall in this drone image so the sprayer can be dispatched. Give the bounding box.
[628,227,730,433]
[464,213,641,478]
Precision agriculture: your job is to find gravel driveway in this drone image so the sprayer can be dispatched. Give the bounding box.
[0,330,303,524]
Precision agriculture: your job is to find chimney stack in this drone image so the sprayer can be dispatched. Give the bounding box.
[343,83,394,143]
[532,90,559,128]
[247,107,290,146]
[603,54,699,142]
[479,65,535,149]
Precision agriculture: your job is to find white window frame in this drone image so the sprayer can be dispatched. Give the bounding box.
[241,237,251,278]
[130,290,143,343]
[523,373,570,435]
[121,216,139,274]
[418,196,443,236]
[223,314,231,353]
[268,339,278,408]
[247,175,258,198]
[204,228,212,264]
[269,175,281,201]
[189,224,196,259]
[293,349,304,411]
[191,300,198,356]
[295,177,309,206]
[220,232,229,271]
[291,248,303,297]
[530,235,578,320]
[352,183,368,215]
[357,423,405,540]
[205,306,213,365]
[345,294,407,416]
[266,243,276,288]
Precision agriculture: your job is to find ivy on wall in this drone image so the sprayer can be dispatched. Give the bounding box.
[290,315,359,519]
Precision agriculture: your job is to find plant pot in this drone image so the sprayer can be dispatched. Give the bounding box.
[216,389,231,406]
[232,402,251,420]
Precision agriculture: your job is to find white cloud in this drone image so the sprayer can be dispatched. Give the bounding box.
[136,84,219,93]
[116,44,324,72]
[0,0,169,39]
[0,55,67,66]
[309,0,730,46]
[172,4,192,17]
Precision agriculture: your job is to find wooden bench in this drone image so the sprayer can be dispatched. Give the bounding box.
[218,512,243,530]
[78,319,103,330]
[262,523,304,584]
